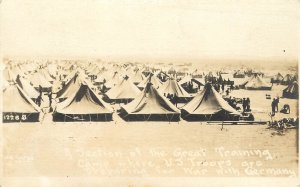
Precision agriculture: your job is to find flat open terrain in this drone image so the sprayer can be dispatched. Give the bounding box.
[1,85,298,178]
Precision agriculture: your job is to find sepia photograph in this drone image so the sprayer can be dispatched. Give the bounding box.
[0,0,299,186]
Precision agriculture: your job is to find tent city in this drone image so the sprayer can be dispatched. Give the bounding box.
[2,58,298,125]
[1,58,298,177]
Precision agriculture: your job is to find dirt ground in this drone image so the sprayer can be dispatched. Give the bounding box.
[1,85,298,182]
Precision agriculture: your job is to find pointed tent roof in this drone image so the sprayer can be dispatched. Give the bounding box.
[56,73,84,99]
[61,69,77,82]
[13,65,25,77]
[105,76,141,100]
[220,73,233,81]
[16,76,40,98]
[233,70,245,76]
[159,78,192,98]
[102,71,122,88]
[3,84,41,113]
[28,72,52,88]
[47,63,58,77]
[122,83,180,114]
[40,68,55,82]
[283,74,293,82]
[245,76,272,89]
[137,73,162,89]
[237,76,253,87]
[272,73,284,81]
[192,78,205,86]
[192,69,203,76]
[55,82,113,114]
[178,75,193,85]
[129,70,146,84]
[182,84,240,115]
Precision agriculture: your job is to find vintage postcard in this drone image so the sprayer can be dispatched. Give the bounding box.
[0,0,299,186]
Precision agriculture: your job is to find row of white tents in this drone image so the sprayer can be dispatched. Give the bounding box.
[2,60,297,123]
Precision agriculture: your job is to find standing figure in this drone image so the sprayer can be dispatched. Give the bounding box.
[221,83,225,92]
[271,98,276,115]
[226,89,230,96]
[38,85,42,95]
[246,97,251,112]
[48,91,53,107]
[242,98,246,112]
[230,83,234,91]
[275,97,280,112]
[36,93,43,107]
[173,94,178,107]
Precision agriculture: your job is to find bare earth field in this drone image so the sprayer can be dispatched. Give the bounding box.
[1,85,298,181]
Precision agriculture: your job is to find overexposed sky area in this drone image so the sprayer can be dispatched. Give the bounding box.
[1,0,299,63]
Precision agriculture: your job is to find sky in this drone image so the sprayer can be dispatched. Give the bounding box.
[1,0,299,64]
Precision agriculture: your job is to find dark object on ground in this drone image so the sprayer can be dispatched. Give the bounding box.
[268,118,298,130]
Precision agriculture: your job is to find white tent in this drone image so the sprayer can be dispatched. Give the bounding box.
[105,77,141,103]
[120,83,180,121]
[181,84,240,121]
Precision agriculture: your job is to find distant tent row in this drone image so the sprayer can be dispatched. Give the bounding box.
[271,73,297,85]
[239,75,272,90]
[271,73,284,83]
[281,74,294,85]
[4,60,297,123]
[3,80,241,122]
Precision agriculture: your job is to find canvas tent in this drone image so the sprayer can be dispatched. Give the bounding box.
[282,74,293,85]
[129,70,146,84]
[47,63,58,77]
[219,74,234,84]
[120,83,180,121]
[192,78,205,86]
[53,82,113,122]
[137,73,162,90]
[177,75,202,93]
[237,76,253,88]
[3,83,41,122]
[97,71,122,89]
[55,73,82,101]
[282,81,298,99]
[271,73,284,84]
[104,76,141,103]
[244,76,272,90]
[159,78,193,102]
[28,72,52,91]
[3,68,17,83]
[40,68,55,83]
[16,76,39,99]
[233,70,245,78]
[181,84,240,121]
[178,75,193,85]
[238,76,272,90]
